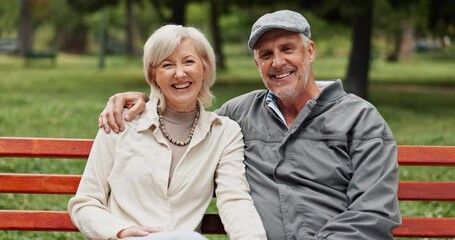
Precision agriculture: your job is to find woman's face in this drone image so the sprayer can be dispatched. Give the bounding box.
[153,38,205,112]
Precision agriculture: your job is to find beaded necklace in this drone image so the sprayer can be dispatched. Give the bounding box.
[157,105,200,146]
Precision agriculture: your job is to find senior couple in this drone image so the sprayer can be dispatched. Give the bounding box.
[69,9,401,240]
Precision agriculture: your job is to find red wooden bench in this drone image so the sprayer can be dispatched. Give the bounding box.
[1,137,455,238]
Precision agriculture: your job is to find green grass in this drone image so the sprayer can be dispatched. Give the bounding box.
[0,48,454,239]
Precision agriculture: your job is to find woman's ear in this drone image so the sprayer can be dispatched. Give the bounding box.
[202,65,206,81]
[148,67,156,81]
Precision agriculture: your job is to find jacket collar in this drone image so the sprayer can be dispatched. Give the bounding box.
[314,79,347,103]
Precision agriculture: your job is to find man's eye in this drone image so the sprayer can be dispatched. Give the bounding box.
[284,47,293,53]
[260,53,271,60]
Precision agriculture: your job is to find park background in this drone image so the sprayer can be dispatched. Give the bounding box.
[0,0,454,239]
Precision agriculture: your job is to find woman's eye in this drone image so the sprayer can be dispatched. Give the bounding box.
[162,63,172,68]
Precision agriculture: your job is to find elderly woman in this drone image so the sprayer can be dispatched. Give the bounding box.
[68,25,266,240]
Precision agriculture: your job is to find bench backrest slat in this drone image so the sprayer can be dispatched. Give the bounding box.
[0,211,77,231]
[2,174,455,201]
[393,217,455,238]
[0,174,80,194]
[2,138,455,165]
[0,137,92,158]
[398,145,455,166]
[398,181,455,201]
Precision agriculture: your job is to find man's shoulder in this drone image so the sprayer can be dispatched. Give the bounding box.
[225,89,267,106]
[216,89,267,116]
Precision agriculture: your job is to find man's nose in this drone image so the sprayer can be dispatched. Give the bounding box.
[272,54,286,68]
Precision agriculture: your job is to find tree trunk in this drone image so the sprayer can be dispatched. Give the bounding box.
[345,0,373,99]
[386,29,402,62]
[210,0,225,70]
[171,0,186,25]
[126,0,135,56]
[19,0,33,55]
[57,22,88,53]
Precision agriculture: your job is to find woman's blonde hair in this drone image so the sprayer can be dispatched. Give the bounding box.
[143,24,216,110]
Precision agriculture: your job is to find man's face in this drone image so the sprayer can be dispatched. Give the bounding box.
[253,29,314,99]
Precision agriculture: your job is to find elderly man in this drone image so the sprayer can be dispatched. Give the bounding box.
[99,10,401,240]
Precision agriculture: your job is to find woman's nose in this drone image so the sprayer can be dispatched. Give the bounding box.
[174,66,186,79]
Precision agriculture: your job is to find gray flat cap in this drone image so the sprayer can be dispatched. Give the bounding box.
[248,10,311,52]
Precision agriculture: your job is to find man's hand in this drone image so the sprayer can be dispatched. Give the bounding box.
[98,92,147,133]
[117,226,164,239]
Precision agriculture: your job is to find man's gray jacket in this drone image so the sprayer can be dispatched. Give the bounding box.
[216,80,401,240]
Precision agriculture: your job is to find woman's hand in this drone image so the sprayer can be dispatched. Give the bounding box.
[117,225,164,239]
[98,92,148,133]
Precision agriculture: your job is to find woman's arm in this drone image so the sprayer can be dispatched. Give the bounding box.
[214,120,267,240]
[68,128,134,239]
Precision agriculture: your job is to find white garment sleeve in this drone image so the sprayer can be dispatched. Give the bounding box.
[68,128,134,239]
[214,120,267,240]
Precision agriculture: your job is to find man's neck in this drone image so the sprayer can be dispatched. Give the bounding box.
[276,79,321,126]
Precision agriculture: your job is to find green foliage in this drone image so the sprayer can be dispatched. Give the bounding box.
[0,0,19,37]
[66,0,120,13]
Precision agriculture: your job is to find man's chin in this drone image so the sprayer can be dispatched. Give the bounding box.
[270,89,298,99]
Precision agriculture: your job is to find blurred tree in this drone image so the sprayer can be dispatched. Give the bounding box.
[126,0,135,55]
[210,0,225,69]
[66,0,120,12]
[19,0,33,55]
[284,0,374,98]
[148,0,187,25]
[48,1,90,53]
[171,0,186,24]
[374,0,428,62]
[67,0,136,54]
[428,0,455,40]
[17,0,50,53]
[66,0,192,55]
[0,1,19,37]
[345,0,373,99]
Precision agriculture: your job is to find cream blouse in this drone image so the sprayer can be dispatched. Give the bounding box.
[68,99,266,240]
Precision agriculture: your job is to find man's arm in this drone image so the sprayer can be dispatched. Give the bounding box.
[316,140,401,239]
[315,107,401,239]
[98,92,147,133]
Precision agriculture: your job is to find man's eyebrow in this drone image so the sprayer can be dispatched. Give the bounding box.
[257,49,269,54]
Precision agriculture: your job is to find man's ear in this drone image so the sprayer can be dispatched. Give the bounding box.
[253,51,260,68]
[307,41,316,63]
